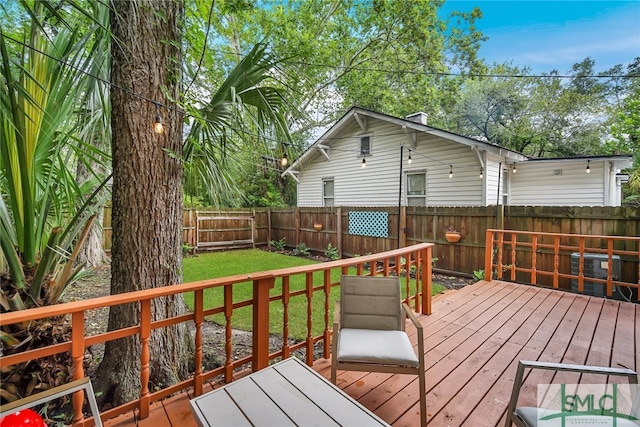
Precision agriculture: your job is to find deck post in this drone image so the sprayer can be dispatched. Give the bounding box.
[422,246,432,315]
[71,312,86,425]
[193,289,204,396]
[485,229,494,281]
[252,276,275,371]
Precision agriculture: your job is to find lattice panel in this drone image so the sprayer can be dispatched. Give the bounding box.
[348,211,389,238]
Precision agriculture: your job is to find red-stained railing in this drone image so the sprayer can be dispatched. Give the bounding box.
[0,243,433,426]
[485,229,640,300]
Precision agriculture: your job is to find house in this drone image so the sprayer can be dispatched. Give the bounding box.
[282,107,632,207]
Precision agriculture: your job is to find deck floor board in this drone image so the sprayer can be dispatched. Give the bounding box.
[102,281,637,427]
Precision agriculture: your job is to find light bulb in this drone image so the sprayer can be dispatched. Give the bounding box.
[512,164,517,174]
[586,160,591,173]
[361,158,366,169]
[280,154,288,167]
[449,165,453,179]
[479,168,484,179]
[408,154,412,164]
[154,115,164,134]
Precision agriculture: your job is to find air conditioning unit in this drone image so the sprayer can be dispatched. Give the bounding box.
[570,253,621,299]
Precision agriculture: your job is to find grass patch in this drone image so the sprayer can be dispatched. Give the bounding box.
[431,283,446,296]
[183,249,444,340]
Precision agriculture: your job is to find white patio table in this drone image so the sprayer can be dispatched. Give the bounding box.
[190,357,391,426]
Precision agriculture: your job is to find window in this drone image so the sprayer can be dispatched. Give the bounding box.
[406,172,426,206]
[501,167,510,205]
[360,136,371,156]
[323,179,334,207]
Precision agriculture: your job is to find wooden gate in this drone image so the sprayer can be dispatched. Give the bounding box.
[195,213,255,251]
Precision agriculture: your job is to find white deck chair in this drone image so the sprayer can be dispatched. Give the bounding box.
[331,275,427,427]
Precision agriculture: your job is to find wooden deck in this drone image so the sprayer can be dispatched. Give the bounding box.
[103,280,639,427]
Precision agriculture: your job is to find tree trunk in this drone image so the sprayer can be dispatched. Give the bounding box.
[96,0,190,406]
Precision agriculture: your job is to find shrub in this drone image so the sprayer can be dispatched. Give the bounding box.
[270,237,286,251]
[325,243,339,260]
[292,243,310,257]
[473,269,485,280]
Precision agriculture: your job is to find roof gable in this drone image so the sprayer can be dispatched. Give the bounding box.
[283,106,633,179]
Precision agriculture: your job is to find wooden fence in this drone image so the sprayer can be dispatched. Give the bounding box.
[101,205,639,278]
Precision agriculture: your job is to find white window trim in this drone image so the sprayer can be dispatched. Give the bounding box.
[405,170,427,206]
[322,178,335,207]
[358,133,373,157]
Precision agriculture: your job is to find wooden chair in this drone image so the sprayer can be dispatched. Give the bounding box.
[0,377,103,427]
[331,275,426,427]
[505,360,638,427]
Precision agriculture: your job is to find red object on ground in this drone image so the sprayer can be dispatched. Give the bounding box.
[0,409,47,426]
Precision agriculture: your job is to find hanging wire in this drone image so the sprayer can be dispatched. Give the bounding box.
[206,46,635,80]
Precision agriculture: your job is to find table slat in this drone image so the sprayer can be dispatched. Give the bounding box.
[190,390,252,427]
[273,358,390,426]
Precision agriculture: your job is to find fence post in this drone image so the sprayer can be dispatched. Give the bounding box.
[336,207,342,258]
[252,276,275,371]
[267,208,272,247]
[295,207,300,246]
[399,206,407,248]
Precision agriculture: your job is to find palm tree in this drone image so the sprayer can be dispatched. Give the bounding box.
[183,42,295,206]
[0,1,110,399]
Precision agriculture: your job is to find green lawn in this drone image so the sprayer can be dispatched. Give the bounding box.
[182,249,445,340]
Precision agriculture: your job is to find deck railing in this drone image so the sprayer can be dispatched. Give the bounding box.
[0,243,433,426]
[485,229,639,300]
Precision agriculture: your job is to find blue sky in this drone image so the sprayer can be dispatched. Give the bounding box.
[441,0,640,74]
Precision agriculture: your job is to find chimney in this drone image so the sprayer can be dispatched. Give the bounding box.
[405,112,427,125]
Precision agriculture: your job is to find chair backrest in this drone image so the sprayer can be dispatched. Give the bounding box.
[340,275,403,331]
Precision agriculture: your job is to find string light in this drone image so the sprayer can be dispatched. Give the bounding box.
[479,167,484,179]
[586,160,591,174]
[512,163,517,174]
[407,149,412,164]
[449,165,453,179]
[153,102,164,134]
[154,115,164,134]
[280,153,288,167]
[361,157,366,169]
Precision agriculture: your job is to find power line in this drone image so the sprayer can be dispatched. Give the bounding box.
[205,46,638,80]
[284,59,637,80]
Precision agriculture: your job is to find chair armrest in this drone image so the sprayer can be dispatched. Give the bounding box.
[518,360,637,379]
[402,303,423,331]
[402,303,425,370]
[1,377,91,414]
[0,377,103,427]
